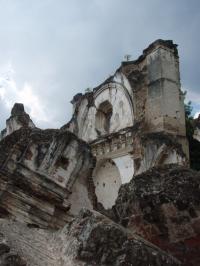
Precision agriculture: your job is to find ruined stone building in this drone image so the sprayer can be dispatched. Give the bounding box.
[64,39,189,209]
[0,40,189,212]
[1,40,200,266]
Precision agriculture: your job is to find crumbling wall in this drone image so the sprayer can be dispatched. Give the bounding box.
[64,40,189,206]
[0,39,194,266]
[90,126,187,209]
[0,220,55,266]
[66,77,134,142]
[0,106,95,228]
[0,103,35,140]
[0,209,181,266]
[145,44,185,135]
[133,132,187,175]
[93,159,122,209]
[113,165,200,266]
[54,209,181,266]
[120,40,186,138]
[113,154,134,183]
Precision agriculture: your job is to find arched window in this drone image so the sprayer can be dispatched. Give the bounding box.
[95,101,113,135]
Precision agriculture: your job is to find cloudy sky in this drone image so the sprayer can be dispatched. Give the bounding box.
[0,0,199,129]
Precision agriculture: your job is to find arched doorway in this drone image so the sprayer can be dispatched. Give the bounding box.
[93,159,122,209]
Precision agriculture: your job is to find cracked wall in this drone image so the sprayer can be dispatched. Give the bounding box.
[64,39,189,210]
[0,109,96,228]
[0,39,196,266]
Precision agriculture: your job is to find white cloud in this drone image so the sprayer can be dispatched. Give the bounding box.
[182,87,200,118]
[0,63,49,127]
[185,90,200,104]
[17,83,48,122]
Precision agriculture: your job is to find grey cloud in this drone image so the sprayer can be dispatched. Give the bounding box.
[0,0,199,128]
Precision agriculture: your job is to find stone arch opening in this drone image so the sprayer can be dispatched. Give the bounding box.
[95,101,113,135]
[93,159,122,209]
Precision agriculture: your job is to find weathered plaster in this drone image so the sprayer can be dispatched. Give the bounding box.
[0,210,181,266]
[0,125,95,228]
[113,154,134,184]
[68,177,93,215]
[93,159,122,209]
[6,116,35,136]
[146,47,185,136]
[0,39,195,266]
[94,83,134,133]
[0,39,189,223]
[1,103,35,139]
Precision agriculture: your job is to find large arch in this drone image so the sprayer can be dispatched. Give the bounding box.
[94,82,134,121]
[94,82,134,136]
[93,159,122,209]
[76,81,135,142]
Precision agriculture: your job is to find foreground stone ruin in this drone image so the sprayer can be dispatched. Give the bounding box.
[113,165,200,266]
[0,209,182,266]
[0,111,95,228]
[0,40,199,265]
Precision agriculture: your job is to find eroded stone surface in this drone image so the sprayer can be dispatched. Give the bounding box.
[0,210,180,266]
[0,126,95,228]
[113,165,200,266]
[0,103,35,140]
[0,39,196,266]
[55,209,181,266]
[66,40,186,142]
[0,230,26,266]
[0,219,54,266]
[63,39,189,210]
[91,128,188,209]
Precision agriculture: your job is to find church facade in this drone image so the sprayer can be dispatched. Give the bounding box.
[65,39,189,209]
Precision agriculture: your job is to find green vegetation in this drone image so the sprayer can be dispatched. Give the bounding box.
[185,101,194,139]
[184,101,200,171]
